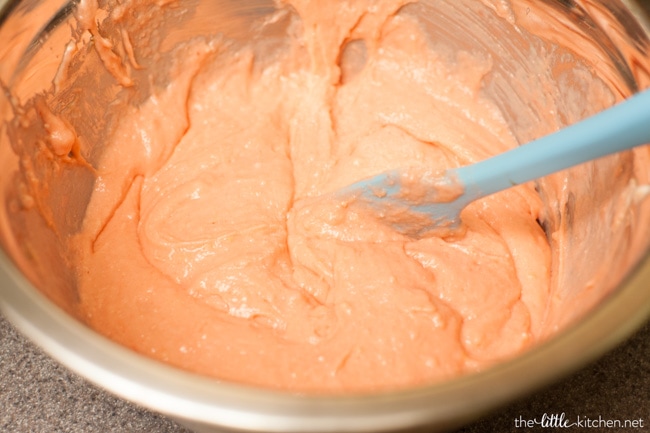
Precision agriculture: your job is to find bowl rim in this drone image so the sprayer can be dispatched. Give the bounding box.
[1,244,649,432]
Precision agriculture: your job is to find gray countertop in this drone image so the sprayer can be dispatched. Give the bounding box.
[1,313,648,433]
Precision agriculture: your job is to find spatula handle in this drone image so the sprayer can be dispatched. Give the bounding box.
[454,89,650,200]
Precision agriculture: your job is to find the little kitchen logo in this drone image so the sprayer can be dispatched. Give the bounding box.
[514,413,646,429]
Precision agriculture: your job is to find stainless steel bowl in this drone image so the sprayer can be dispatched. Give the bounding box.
[1,0,649,432]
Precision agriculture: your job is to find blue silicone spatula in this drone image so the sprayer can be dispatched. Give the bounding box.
[339,89,650,237]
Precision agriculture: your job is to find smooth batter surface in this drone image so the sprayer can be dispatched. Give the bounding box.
[2,0,649,392]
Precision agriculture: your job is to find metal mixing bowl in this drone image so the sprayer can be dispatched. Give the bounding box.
[1,0,649,432]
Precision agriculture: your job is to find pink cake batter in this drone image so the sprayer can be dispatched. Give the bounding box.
[1,0,649,392]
